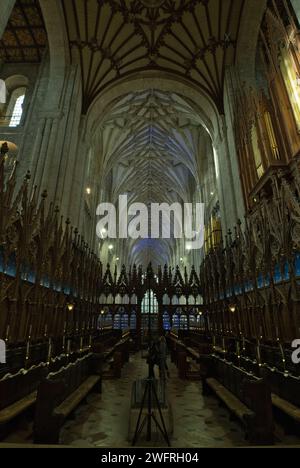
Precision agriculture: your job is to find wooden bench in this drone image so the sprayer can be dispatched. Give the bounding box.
[271,393,300,423]
[168,337,201,380]
[263,366,300,427]
[206,377,254,421]
[0,363,48,439]
[98,335,130,379]
[34,353,101,445]
[202,356,274,445]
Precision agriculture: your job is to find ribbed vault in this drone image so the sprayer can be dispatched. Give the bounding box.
[61,0,246,113]
[96,89,213,266]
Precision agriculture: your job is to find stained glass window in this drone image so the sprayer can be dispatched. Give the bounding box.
[141,290,158,314]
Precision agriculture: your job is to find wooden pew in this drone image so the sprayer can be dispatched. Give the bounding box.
[0,331,125,441]
[271,393,300,423]
[96,333,130,379]
[202,356,274,445]
[264,366,300,427]
[167,335,202,380]
[0,363,48,439]
[34,353,101,445]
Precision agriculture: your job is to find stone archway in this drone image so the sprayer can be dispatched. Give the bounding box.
[236,0,268,84]
[85,71,221,144]
[39,0,70,108]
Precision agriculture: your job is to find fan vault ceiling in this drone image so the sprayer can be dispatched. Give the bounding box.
[62,0,246,113]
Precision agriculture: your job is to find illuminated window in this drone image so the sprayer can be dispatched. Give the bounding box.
[172,314,180,330]
[113,314,121,329]
[9,94,25,127]
[264,112,280,160]
[163,312,171,330]
[130,311,137,330]
[251,125,264,179]
[141,290,158,314]
[280,45,300,130]
[180,314,188,330]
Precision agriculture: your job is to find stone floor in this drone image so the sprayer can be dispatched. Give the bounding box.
[3,353,300,448]
[59,354,248,448]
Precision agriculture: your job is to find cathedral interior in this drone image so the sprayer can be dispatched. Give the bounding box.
[1,0,300,449]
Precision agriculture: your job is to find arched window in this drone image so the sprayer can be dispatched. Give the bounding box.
[264,111,280,160]
[130,310,137,330]
[251,124,264,179]
[9,93,25,127]
[180,314,188,330]
[113,313,121,329]
[6,87,26,127]
[163,312,171,330]
[279,44,300,131]
[141,290,158,314]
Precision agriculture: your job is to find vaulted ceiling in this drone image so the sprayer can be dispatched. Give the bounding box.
[96,89,213,266]
[62,0,246,113]
[99,90,203,205]
[0,0,47,63]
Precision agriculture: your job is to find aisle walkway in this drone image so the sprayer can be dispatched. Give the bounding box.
[60,354,246,448]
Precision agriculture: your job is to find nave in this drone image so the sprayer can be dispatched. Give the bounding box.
[1,0,300,450]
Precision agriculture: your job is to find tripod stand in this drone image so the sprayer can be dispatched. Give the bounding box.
[132,368,170,446]
[132,264,171,447]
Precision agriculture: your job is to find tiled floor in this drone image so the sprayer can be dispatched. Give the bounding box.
[3,353,300,448]
[59,354,247,448]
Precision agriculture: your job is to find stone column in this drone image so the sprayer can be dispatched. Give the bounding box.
[213,137,235,235]
[65,117,90,232]
[17,62,83,228]
[213,70,247,235]
[0,0,16,39]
